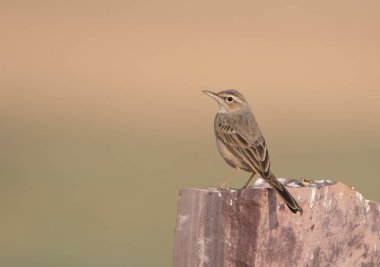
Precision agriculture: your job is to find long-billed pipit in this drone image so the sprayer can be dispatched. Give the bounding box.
[203,89,302,214]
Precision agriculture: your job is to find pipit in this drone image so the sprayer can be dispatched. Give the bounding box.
[203,89,302,214]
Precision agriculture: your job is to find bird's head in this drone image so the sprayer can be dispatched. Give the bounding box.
[202,89,249,113]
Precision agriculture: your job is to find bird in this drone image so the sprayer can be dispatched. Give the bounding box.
[203,89,302,214]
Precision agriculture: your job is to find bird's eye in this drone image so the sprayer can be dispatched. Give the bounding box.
[227,96,233,102]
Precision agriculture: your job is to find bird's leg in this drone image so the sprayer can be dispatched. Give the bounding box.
[218,168,239,189]
[242,172,256,189]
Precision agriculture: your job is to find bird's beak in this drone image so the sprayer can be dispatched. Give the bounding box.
[202,90,220,101]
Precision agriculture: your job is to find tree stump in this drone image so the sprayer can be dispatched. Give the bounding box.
[173,180,380,267]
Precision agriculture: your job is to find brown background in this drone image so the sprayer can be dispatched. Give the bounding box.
[1,1,379,266]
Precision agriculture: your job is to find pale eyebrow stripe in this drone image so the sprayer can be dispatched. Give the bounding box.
[220,94,243,103]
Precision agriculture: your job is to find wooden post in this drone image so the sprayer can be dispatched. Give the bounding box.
[173,180,380,267]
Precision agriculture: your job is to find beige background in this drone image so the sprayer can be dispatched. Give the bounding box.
[1,1,379,266]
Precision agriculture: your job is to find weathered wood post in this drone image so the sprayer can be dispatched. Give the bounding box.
[173,180,380,267]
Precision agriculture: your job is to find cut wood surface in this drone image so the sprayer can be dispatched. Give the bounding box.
[173,180,380,267]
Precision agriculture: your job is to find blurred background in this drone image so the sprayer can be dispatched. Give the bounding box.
[1,1,380,266]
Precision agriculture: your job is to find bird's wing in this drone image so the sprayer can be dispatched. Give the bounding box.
[215,118,271,179]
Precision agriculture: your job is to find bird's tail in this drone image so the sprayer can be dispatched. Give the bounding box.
[267,173,303,214]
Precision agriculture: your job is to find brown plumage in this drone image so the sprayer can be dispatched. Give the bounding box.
[203,89,302,214]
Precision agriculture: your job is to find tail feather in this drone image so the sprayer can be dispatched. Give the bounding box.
[267,174,303,214]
